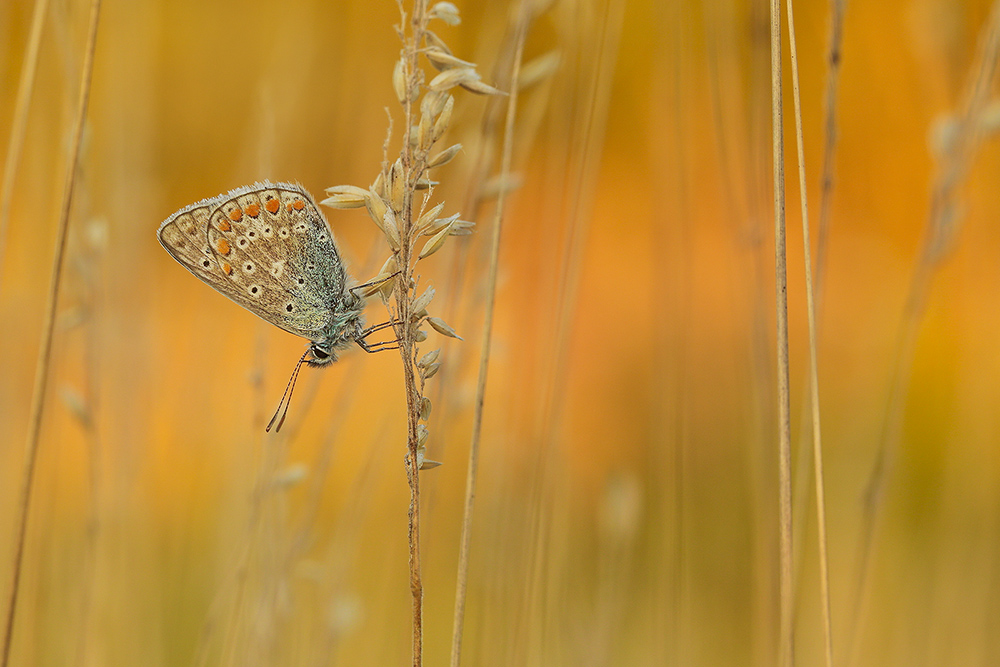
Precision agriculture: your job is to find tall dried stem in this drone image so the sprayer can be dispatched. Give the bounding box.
[1,1,103,665]
[769,0,793,664]
[322,3,501,663]
[397,6,429,662]
[449,11,528,667]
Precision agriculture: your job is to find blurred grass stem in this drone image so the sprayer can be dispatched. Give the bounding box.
[0,0,51,280]
[449,13,527,667]
[1,1,102,665]
[847,2,1000,662]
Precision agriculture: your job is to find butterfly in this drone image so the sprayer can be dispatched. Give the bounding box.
[157,181,395,431]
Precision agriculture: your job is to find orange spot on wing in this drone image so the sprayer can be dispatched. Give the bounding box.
[292,199,305,210]
[216,238,231,255]
[217,220,231,231]
[222,262,232,275]
[245,202,260,217]
[228,207,243,222]
[266,198,280,214]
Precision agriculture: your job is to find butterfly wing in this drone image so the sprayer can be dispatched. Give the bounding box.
[157,181,350,341]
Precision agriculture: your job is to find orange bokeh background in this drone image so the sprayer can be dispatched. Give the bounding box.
[2,0,1000,665]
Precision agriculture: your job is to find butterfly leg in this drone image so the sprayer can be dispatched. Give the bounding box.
[356,337,400,353]
[361,319,401,337]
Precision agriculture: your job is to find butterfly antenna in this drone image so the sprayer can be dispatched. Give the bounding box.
[266,349,310,433]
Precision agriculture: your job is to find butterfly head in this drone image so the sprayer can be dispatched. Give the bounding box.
[306,292,366,367]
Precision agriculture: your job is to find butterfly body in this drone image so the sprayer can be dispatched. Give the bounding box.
[157,181,364,364]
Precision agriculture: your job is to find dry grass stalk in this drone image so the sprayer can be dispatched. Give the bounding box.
[787,0,845,658]
[321,1,501,663]
[448,10,530,667]
[1,2,103,666]
[784,0,833,664]
[768,0,793,664]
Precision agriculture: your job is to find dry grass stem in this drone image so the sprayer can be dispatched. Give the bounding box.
[320,1,502,663]
[769,0,793,665]
[449,13,528,667]
[1,1,103,665]
[784,0,833,664]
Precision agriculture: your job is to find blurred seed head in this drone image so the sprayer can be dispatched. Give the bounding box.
[429,1,461,25]
[598,471,643,543]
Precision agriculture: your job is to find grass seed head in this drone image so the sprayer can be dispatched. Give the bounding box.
[415,202,446,233]
[366,187,389,231]
[411,285,435,313]
[432,95,454,141]
[419,222,453,258]
[425,48,475,71]
[389,159,406,212]
[428,67,479,92]
[423,30,452,55]
[418,348,441,368]
[460,79,505,96]
[427,316,461,339]
[393,58,408,103]
[382,210,401,250]
[448,219,475,236]
[428,143,462,167]
[321,193,367,209]
[421,90,449,119]
[421,212,460,236]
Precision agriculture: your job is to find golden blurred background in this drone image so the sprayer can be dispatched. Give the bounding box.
[2,0,1000,665]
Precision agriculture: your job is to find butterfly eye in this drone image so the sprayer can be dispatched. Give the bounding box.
[311,346,329,360]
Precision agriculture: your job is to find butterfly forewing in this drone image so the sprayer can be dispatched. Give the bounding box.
[158,181,349,340]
